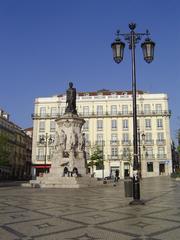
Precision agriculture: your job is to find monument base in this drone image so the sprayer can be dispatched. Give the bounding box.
[23,175,102,188]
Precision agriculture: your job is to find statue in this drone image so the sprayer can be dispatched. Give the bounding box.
[58,130,67,152]
[78,133,86,151]
[65,82,77,114]
[69,131,78,151]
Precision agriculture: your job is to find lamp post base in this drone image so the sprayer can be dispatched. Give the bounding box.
[129,199,145,205]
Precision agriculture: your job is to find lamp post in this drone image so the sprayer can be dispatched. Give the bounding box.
[111,23,155,205]
[39,133,53,173]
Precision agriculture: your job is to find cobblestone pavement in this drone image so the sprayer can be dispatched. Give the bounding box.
[0,177,180,240]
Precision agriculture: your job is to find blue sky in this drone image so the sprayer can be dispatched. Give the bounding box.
[0,0,179,143]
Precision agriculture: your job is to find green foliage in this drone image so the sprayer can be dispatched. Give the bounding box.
[88,146,104,170]
[171,172,180,178]
[177,145,180,154]
[0,134,10,166]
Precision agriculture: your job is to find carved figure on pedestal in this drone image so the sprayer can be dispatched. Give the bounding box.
[65,82,77,115]
[78,133,86,151]
[59,130,67,152]
[70,131,78,151]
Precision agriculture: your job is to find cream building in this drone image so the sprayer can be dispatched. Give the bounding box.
[31,89,172,179]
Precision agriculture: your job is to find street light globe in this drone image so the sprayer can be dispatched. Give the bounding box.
[111,36,125,64]
[141,38,155,63]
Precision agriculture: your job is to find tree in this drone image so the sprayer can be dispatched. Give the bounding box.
[88,146,104,173]
[0,134,10,166]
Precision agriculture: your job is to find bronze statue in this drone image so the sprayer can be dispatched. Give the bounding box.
[65,82,77,114]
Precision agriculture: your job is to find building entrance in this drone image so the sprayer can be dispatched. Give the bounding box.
[124,163,130,178]
[159,163,165,175]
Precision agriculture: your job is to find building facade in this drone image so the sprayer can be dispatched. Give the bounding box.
[31,89,172,179]
[0,109,32,180]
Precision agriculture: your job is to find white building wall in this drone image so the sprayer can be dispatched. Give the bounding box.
[31,91,172,178]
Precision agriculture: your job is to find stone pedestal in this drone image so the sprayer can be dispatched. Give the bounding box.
[28,113,99,188]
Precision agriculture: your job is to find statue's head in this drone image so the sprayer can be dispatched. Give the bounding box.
[69,82,73,88]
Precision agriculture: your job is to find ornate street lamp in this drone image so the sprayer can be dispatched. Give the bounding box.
[111,31,125,64]
[111,23,155,205]
[39,133,53,173]
[141,36,155,63]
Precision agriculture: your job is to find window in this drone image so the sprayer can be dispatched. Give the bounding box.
[83,120,89,131]
[111,147,118,156]
[136,104,139,114]
[157,119,163,128]
[97,105,103,115]
[50,121,56,132]
[157,132,164,141]
[146,147,153,158]
[49,147,54,158]
[145,132,152,143]
[111,119,117,130]
[97,134,103,144]
[137,119,140,129]
[40,107,46,117]
[83,106,89,116]
[144,104,151,114]
[122,133,129,142]
[158,147,165,155]
[111,105,117,115]
[39,134,45,143]
[37,148,44,160]
[122,105,128,114]
[51,107,57,117]
[111,134,118,143]
[60,107,65,115]
[145,119,151,129]
[155,104,162,113]
[147,162,153,172]
[97,120,103,131]
[122,119,128,130]
[39,121,45,132]
[122,148,131,158]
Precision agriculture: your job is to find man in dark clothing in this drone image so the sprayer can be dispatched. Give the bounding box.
[115,169,119,182]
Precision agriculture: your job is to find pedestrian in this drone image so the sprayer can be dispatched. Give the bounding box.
[115,169,119,182]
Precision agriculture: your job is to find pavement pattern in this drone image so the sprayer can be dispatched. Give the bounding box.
[0,177,180,240]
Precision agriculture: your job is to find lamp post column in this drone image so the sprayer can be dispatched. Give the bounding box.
[44,133,48,173]
[130,24,141,202]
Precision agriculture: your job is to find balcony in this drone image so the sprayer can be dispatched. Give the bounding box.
[157,154,167,159]
[95,140,105,146]
[36,155,45,161]
[36,155,52,161]
[156,139,166,145]
[143,154,155,160]
[110,140,119,145]
[108,155,120,160]
[144,140,154,146]
[121,140,131,146]
[32,109,171,120]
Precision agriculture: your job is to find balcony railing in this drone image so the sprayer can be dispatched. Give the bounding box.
[121,140,131,145]
[144,140,154,146]
[156,140,166,145]
[110,140,119,145]
[142,154,155,160]
[32,110,171,119]
[95,140,105,146]
[108,155,120,160]
[36,155,52,161]
[157,154,167,159]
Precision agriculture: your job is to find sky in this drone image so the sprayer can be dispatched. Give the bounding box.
[0,0,179,143]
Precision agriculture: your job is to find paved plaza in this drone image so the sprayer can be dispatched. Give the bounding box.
[0,177,180,240]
